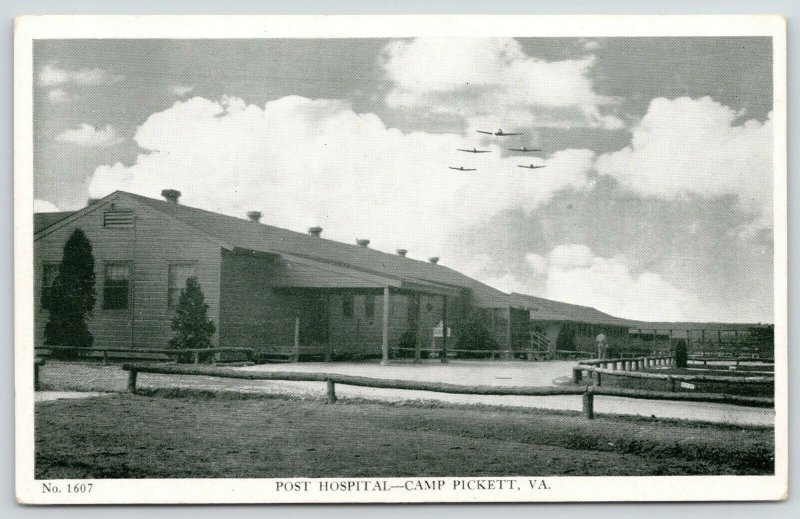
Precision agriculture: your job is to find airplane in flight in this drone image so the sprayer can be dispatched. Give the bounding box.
[457,147,491,153]
[518,164,546,169]
[508,146,541,152]
[477,129,522,136]
[449,166,477,171]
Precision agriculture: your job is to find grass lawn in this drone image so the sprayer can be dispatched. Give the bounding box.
[35,389,774,479]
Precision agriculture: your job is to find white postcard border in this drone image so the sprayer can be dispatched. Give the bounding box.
[14,14,788,504]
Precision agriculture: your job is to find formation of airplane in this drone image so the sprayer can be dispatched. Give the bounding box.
[452,127,547,171]
[477,128,522,136]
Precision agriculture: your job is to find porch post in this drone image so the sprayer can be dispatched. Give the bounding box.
[381,286,390,365]
[414,294,422,363]
[293,317,301,362]
[440,295,448,364]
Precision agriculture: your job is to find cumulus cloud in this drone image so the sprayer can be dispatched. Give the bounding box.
[525,253,548,275]
[34,199,61,212]
[55,124,124,147]
[39,63,124,86]
[512,244,702,321]
[382,38,622,129]
[170,85,194,97]
[87,95,596,259]
[549,244,594,269]
[595,96,773,227]
[47,88,73,104]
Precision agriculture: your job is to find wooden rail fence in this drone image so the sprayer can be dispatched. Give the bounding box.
[120,363,773,420]
[34,357,46,391]
[36,346,254,365]
[573,356,774,392]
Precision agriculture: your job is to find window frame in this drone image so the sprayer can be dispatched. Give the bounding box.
[102,261,132,311]
[167,262,198,309]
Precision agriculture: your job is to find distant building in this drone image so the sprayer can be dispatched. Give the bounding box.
[33,190,773,361]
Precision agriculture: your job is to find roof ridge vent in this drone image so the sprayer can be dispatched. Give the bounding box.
[308,226,323,237]
[161,189,181,204]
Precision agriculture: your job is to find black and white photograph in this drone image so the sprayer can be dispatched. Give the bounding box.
[14,15,787,504]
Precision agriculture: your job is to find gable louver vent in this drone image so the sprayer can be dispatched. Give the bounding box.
[103,210,134,228]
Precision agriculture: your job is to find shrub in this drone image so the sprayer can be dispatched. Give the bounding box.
[168,277,216,363]
[395,330,418,358]
[455,311,498,359]
[44,228,96,359]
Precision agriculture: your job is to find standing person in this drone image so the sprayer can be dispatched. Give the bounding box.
[596,333,608,359]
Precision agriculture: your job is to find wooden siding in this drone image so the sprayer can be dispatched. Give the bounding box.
[34,197,222,350]
[218,251,311,350]
[327,290,410,355]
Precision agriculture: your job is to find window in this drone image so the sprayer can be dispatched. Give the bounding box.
[103,210,134,228]
[41,262,59,309]
[103,262,131,310]
[168,263,197,308]
[364,294,375,318]
[342,293,354,318]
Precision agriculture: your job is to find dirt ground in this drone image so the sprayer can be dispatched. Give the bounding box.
[35,391,774,479]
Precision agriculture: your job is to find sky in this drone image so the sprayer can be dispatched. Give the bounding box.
[32,37,774,323]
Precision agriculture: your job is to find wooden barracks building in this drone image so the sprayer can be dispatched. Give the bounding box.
[34,190,772,361]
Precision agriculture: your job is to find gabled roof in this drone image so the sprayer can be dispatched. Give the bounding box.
[120,191,510,306]
[509,292,633,327]
[34,211,75,234]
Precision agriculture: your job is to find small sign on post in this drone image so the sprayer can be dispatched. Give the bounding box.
[680,381,696,390]
[432,321,452,338]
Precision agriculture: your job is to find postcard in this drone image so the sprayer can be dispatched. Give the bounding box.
[14,14,787,503]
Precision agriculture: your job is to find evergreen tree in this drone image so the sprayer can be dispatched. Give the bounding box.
[44,228,96,357]
[168,277,216,363]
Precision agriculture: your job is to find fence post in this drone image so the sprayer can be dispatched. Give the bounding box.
[127,369,138,393]
[668,376,676,392]
[582,390,594,419]
[573,367,582,384]
[34,362,40,391]
[293,317,301,362]
[326,379,337,403]
[193,351,200,364]
[102,350,109,365]
[596,372,602,386]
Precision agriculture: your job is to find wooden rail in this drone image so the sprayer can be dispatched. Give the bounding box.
[688,357,775,366]
[390,346,550,360]
[573,355,774,392]
[36,346,254,364]
[34,357,46,391]
[121,363,773,419]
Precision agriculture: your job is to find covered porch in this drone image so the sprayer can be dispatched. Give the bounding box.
[263,252,464,363]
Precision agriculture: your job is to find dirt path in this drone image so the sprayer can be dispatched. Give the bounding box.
[38,360,775,426]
